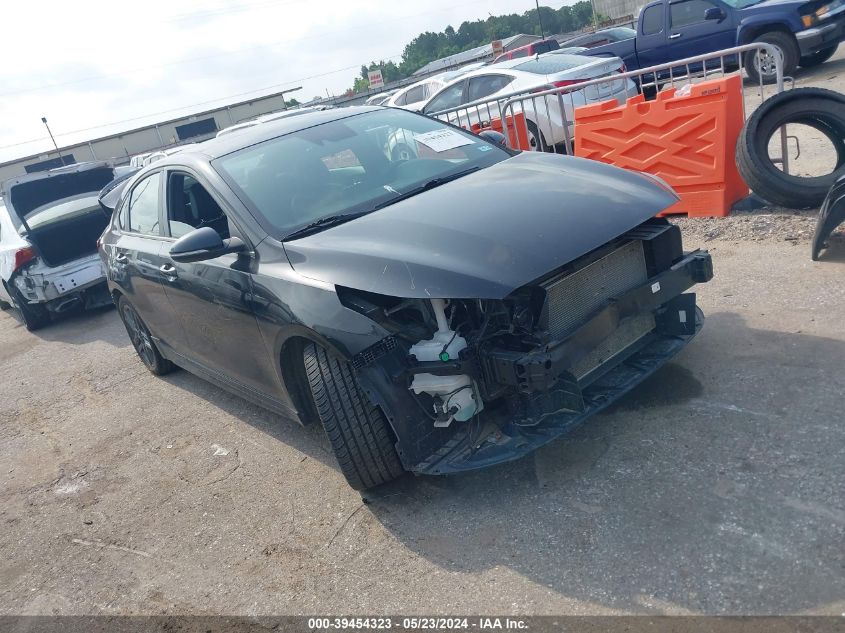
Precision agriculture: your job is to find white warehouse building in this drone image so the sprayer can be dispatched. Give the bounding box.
[0,89,304,183]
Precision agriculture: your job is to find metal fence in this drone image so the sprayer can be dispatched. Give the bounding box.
[429,43,790,174]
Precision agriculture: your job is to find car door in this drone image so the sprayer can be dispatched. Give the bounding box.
[635,2,670,69]
[158,168,279,396]
[111,171,183,347]
[465,74,517,126]
[421,80,467,116]
[667,0,736,58]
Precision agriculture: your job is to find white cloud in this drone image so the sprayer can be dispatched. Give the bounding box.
[0,0,557,162]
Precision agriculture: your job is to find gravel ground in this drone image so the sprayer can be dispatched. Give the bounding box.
[1,50,844,617]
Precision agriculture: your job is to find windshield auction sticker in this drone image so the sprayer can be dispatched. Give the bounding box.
[413,128,474,152]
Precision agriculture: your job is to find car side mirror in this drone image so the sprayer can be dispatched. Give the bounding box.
[704,7,725,20]
[169,226,246,263]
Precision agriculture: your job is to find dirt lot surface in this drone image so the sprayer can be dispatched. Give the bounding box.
[1,51,844,617]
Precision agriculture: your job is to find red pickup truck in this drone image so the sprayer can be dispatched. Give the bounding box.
[492,39,561,63]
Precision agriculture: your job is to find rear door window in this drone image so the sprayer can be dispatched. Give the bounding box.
[403,85,426,104]
[467,75,515,102]
[127,172,162,236]
[423,82,465,113]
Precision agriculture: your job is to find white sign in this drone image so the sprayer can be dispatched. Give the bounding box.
[367,69,384,89]
[413,129,474,153]
[491,39,504,57]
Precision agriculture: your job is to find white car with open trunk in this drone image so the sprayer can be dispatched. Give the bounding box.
[0,162,117,329]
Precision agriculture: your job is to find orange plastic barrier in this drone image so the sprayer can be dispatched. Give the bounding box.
[574,75,748,217]
[471,113,531,151]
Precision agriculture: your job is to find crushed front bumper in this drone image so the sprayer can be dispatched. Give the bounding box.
[411,250,712,475]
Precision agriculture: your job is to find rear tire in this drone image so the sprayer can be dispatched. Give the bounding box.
[116,296,174,376]
[303,342,404,490]
[526,120,549,152]
[800,45,838,67]
[744,31,799,84]
[11,285,50,331]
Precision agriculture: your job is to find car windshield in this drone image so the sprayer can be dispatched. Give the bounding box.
[721,0,764,6]
[213,108,510,239]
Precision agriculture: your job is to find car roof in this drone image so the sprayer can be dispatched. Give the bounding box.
[439,53,596,81]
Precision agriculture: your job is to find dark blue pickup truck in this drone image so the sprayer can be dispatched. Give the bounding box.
[577,0,844,83]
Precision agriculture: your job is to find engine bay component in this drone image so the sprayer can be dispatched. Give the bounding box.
[408,298,482,426]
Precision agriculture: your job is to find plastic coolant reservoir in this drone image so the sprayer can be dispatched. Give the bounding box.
[408,299,482,426]
[410,374,478,424]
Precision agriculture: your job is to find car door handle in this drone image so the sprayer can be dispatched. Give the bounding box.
[114,253,128,263]
[669,33,682,39]
[159,264,178,280]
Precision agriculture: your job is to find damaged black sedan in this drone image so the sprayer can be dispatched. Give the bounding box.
[99,106,712,490]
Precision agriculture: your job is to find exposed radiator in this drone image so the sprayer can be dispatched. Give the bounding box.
[541,240,649,340]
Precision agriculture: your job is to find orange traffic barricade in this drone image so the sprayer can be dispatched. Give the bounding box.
[472,113,531,151]
[574,74,748,217]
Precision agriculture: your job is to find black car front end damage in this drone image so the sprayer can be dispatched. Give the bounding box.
[341,218,713,475]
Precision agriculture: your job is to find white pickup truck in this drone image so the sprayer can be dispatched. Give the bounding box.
[0,162,118,330]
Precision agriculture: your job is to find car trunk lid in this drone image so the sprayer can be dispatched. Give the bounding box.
[3,164,116,268]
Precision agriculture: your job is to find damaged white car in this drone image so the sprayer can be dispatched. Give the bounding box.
[0,162,117,330]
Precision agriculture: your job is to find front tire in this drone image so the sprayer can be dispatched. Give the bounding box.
[744,31,799,84]
[117,296,174,376]
[303,342,404,490]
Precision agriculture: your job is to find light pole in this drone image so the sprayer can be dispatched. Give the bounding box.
[590,0,599,29]
[535,0,545,39]
[41,116,66,165]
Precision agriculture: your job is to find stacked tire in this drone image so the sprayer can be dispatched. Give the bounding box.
[736,88,845,209]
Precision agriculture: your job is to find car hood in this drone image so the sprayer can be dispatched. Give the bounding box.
[740,0,806,12]
[283,152,678,299]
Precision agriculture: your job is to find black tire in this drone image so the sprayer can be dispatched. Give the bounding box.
[744,31,799,84]
[525,120,549,152]
[303,342,404,490]
[116,296,174,376]
[391,143,415,161]
[736,88,845,208]
[800,45,838,67]
[10,285,50,331]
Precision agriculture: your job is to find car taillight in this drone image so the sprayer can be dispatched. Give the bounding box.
[531,79,584,93]
[14,247,35,270]
[619,63,627,73]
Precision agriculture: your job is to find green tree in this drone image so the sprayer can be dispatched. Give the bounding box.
[345,2,600,93]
